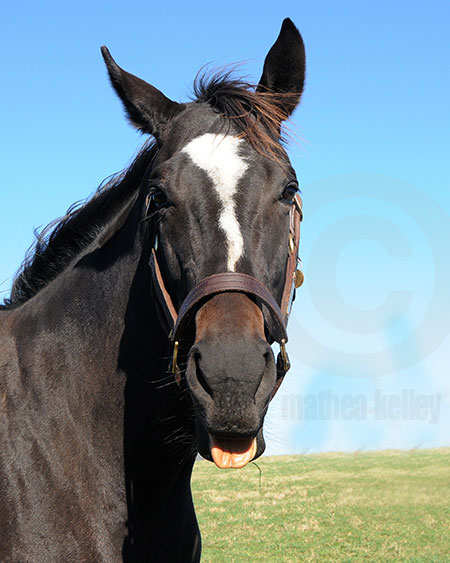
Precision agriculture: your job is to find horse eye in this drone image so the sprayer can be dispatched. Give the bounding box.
[281,181,299,203]
[150,189,169,210]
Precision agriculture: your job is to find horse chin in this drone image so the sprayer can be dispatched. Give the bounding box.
[196,424,266,469]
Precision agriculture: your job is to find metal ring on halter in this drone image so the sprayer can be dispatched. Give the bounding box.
[280,338,290,372]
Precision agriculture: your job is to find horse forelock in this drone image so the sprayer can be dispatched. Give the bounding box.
[192,68,297,163]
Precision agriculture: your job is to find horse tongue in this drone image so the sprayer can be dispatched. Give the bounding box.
[210,436,257,469]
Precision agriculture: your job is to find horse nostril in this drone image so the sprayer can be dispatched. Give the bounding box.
[194,353,213,398]
[188,351,214,400]
[254,347,276,406]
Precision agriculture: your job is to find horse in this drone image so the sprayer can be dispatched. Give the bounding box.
[0,18,305,562]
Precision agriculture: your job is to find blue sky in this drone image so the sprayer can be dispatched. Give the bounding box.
[1,1,449,454]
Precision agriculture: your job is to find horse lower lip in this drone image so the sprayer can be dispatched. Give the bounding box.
[209,435,257,469]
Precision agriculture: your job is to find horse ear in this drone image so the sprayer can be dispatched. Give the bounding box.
[101,46,185,142]
[257,18,306,118]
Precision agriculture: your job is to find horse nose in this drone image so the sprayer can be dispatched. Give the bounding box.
[186,336,276,432]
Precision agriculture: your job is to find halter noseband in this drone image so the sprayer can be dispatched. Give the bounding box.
[149,194,303,391]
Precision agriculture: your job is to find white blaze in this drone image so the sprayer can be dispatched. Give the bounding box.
[182,133,248,271]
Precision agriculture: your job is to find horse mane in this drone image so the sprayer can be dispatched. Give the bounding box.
[2,69,294,310]
[1,142,157,310]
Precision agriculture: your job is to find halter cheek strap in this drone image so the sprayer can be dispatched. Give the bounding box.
[149,194,303,393]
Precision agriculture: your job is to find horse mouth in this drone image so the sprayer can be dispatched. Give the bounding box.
[209,435,257,469]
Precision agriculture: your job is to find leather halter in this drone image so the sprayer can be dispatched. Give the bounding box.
[149,194,303,391]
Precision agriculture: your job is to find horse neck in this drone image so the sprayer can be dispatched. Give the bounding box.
[9,185,194,479]
[12,189,169,390]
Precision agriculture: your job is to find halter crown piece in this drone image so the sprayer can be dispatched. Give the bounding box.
[149,194,303,394]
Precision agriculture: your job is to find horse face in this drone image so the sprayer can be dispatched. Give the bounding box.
[150,116,297,466]
[102,19,305,467]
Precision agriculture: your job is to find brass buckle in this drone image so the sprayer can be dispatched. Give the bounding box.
[171,341,179,374]
[171,341,181,386]
[289,233,295,254]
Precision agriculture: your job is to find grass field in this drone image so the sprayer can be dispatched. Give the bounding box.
[191,448,450,562]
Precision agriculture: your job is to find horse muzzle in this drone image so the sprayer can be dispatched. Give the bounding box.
[185,293,277,468]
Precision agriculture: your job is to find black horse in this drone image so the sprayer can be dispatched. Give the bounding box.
[0,18,305,562]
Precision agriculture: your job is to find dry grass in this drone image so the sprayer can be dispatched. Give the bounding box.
[192,448,450,562]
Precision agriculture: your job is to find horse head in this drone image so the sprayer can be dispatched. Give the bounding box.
[102,19,305,469]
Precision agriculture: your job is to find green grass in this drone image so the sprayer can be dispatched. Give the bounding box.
[191,448,450,562]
